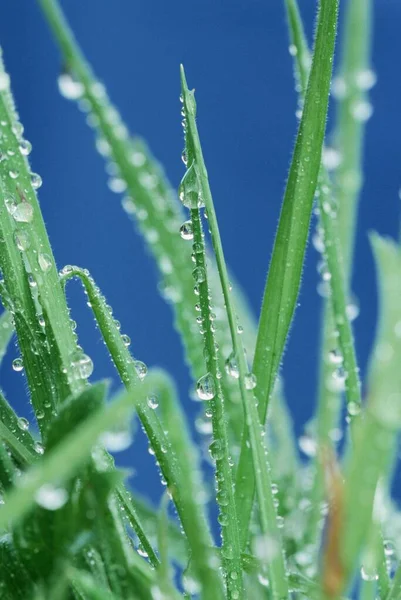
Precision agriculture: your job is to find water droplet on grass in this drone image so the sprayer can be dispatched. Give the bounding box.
[12,358,23,372]
[12,203,33,223]
[101,429,132,452]
[134,360,147,380]
[30,173,43,189]
[17,417,29,431]
[35,484,68,510]
[14,231,30,251]
[58,72,84,100]
[180,220,193,240]
[196,373,215,401]
[38,253,52,273]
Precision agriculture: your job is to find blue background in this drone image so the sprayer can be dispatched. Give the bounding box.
[0,0,400,504]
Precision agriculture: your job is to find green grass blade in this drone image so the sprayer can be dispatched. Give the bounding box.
[180,87,244,597]
[253,0,339,415]
[340,234,401,592]
[59,267,223,599]
[0,52,85,414]
[235,0,339,550]
[180,66,289,598]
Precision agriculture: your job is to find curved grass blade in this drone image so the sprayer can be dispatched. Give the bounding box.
[180,66,289,598]
[236,0,340,549]
[59,267,223,600]
[339,234,401,594]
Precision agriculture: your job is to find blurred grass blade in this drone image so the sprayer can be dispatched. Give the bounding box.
[59,267,224,599]
[0,382,135,531]
[181,66,289,598]
[0,311,13,365]
[236,0,339,549]
[340,234,401,593]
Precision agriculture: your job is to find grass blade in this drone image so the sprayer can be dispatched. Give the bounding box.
[236,0,340,548]
[253,0,339,415]
[0,53,86,415]
[179,103,243,596]
[339,234,401,593]
[180,66,289,598]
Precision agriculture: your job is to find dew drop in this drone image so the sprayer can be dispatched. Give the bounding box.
[180,220,194,240]
[121,334,131,347]
[14,231,30,251]
[101,429,133,452]
[70,352,94,379]
[348,401,361,417]
[329,349,343,365]
[58,72,84,100]
[360,566,378,582]
[30,173,43,189]
[178,163,204,209]
[351,100,373,122]
[147,395,159,410]
[12,357,24,372]
[17,417,29,431]
[12,202,33,223]
[355,69,377,91]
[245,373,257,390]
[225,352,239,379]
[196,373,215,401]
[38,253,52,273]
[34,441,45,455]
[134,360,148,381]
[192,266,206,284]
[9,169,19,180]
[298,434,317,457]
[35,484,68,510]
[19,139,32,156]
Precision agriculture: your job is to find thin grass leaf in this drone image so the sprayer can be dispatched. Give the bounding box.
[179,97,243,598]
[283,0,364,559]
[59,267,223,599]
[180,66,289,598]
[235,0,340,551]
[0,54,86,415]
[340,234,401,593]
[69,569,121,600]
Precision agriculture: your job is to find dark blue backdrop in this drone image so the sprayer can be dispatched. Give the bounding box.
[0,0,400,503]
